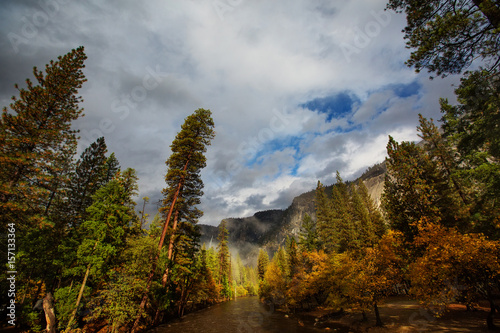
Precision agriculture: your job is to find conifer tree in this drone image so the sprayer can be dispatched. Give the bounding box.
[357,180,386,238]
[0,46,87,231]
[351,184,375,249]
[257,249,270,281]
[0,47,87,311]
[132,109,214,332]
[217,220,231,298]
[67,137,116,229]
[64,169,138,331]
[386,0,500,77]
[331,172,356,253]
[315,181,335,252]
[383,137,442,242]
[299,213,318,252]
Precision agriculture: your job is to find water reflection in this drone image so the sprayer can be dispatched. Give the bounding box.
[149,296,348,333]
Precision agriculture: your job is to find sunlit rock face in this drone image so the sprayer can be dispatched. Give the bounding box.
[200,161,387,264]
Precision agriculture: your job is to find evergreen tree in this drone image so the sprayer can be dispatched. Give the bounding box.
[0,47,87,313]
[351,183,376,249]
[0,47,87,231]
[257,249,270,281]
[357,180,387,239]
[64,170,138,331]
[217,220,231,298]
[331,172,356,253]
[67,137,114,228]
[286,237,299,279]
[386,0,500,77]
[299,213,318,252]
[382,137,442,242]
[440,72,500,237]
[315,181,335,252]
[132,109,214,332]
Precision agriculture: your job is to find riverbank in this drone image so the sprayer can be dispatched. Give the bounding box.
[293,296,493,332]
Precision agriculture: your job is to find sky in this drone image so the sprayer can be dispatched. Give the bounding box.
[0,0,461,226]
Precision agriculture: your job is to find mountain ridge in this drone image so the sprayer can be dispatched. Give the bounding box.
[199,161,387,264]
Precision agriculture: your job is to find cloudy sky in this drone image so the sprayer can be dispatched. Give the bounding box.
[0,0,461,225]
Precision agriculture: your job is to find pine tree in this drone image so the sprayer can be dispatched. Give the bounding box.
[299,213,318,252]
[440,72,500,238]
[386,0,500,77]
[67,137,115,228]
[257,249,270,281]
[217,220,231,298]
[286,237,299,279]
[132,109,214,332]
[315,181,335,252]
[382,136,442,242]
[357,180,386,239]
[0,47,87,312]
[65,170,138,331]
[0,47,87,231]
[331,172,356,253]
[351,183,375,249]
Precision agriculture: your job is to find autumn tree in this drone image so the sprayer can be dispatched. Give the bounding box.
[409,220,500,329]
[386,0,500,77]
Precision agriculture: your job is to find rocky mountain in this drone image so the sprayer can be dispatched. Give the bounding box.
[199,161,387,265]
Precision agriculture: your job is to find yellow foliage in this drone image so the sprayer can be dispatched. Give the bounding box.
[409,220,500,314]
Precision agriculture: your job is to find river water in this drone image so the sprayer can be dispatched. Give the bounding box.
[149,296,351,333]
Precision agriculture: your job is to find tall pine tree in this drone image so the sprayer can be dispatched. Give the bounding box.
[132,109,214,332]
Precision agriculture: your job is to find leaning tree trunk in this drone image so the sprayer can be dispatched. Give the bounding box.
[65,240,98,332]
[131,156,191,333]
[43,292,56,333]
[162,210,180,287]
[65,263,91,332]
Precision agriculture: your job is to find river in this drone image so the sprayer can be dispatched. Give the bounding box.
[149,296,351,333]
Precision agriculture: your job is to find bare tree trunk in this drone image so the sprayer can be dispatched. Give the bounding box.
[43,292,56,333]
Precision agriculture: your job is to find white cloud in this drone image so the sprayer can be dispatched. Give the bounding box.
[0,0,462,225]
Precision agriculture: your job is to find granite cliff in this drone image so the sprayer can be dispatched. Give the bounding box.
[199,162,387,264]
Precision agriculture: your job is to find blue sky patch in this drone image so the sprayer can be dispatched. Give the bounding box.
[300,92,360,122]
[389,81,421,98]
[245,135,304,169]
